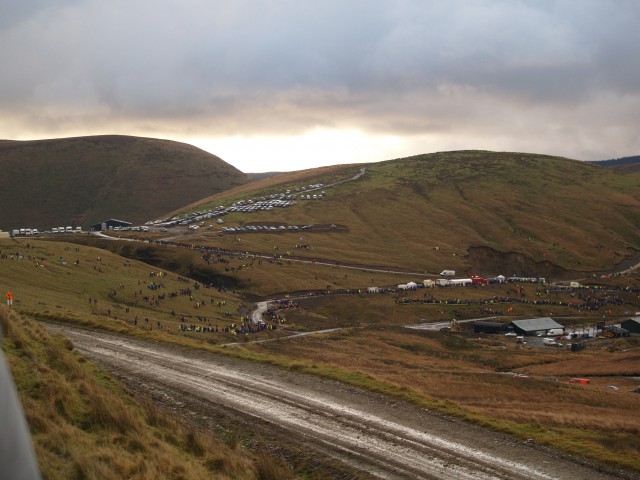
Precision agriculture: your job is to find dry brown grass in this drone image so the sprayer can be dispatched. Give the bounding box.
[0,306,286,480]
[244,325,640,471]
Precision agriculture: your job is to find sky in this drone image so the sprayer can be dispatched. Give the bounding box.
[1,0,639,172]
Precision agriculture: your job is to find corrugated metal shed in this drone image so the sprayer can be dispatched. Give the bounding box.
[90,219,132,231]
[621,318,640,334]
[510,317,563,335]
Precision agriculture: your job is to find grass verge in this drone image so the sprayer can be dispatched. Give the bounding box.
[0,306,294,480]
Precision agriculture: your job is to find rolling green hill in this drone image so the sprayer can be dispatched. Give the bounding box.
[175,151,640,276]
[2,152,640,475]
[0,135,249,230]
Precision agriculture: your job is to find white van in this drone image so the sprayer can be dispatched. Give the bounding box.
[546,328,564,336]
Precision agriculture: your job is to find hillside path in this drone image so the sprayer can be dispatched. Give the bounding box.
[45,323,628,480]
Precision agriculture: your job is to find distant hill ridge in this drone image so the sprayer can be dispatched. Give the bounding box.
[246,172,282,181]
[592,155,640,171]
[0,135,249,229]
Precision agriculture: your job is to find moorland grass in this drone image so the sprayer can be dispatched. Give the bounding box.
[241,325,640,471]
[2,235,640,474]
[166,151,640,275]
[1,306,295,480]
[0,238,256,345]
[0,135,249,229]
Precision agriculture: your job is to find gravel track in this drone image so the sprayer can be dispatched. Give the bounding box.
[46,323,631,480]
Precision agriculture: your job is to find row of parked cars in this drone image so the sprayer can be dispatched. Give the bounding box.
[109,226,150,232]
[11,226,82,236]
[229,198,298,213]
[149,182,329,230]
[221,224,314,233]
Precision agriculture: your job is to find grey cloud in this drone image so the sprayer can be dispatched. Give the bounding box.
[0,0,639,159]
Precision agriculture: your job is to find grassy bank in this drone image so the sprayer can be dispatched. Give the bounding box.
[0,306,293,480]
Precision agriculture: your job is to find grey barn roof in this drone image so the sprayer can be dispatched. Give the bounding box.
[621,318,640,333]
[510,317,563,332]
[101,219,132,225]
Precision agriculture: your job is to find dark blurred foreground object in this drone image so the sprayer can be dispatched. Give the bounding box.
[0,346,42,480]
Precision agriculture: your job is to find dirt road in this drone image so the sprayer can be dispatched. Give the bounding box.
[46,324,629,480]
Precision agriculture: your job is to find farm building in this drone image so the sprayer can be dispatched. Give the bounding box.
[621,318,640,335]
[473,321,512,334]
[510,317,564,336]
[90,219,132,231]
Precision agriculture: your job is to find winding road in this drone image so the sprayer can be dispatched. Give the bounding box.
[45,323,627,480]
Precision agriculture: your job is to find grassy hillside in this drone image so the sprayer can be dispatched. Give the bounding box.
[2,236,639,473]
[0,135,249,230]
[0,237,286,346]
[0,307,292,480]
[173,151,640,275]
[2,149,640,475]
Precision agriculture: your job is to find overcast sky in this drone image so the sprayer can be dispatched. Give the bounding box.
[1,0,639,172]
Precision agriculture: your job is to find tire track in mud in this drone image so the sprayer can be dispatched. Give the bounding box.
[46,324,628,480]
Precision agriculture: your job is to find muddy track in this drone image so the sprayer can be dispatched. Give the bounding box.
[46,324,630,480]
